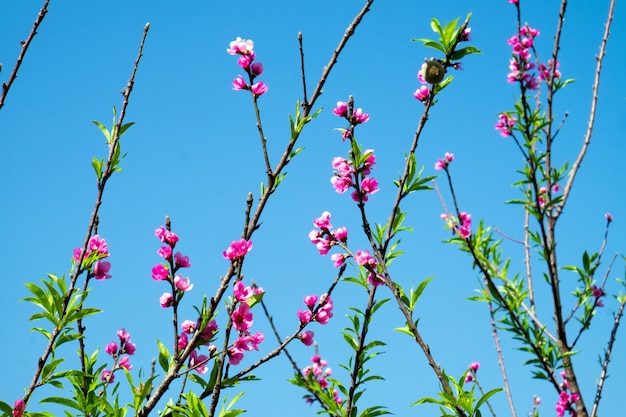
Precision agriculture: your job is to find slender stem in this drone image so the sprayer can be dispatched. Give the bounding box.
[488,300,517,417]
[0,0,50,110]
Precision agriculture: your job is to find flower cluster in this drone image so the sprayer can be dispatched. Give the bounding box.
[101,328,137,384]
[308,211,348,265]
[153,225,194,307]
[223,238,253,262]
[537,184,560,208]
[297,293,334,325]
[591,285,605,308]
[227,281,265,365]
[441,211,472,239]
[464,361,480,383]
[227,37,268,97]
[178,318,218,374]
[506,25,541,89]
[355,249,384,286]
[73,234,112,280]
[434,152,454,171]
[332,101,370,125]
[495,112,516,137]
[556,372,579,417]
[12,399,25,417]
[302,355,343,405]
[330,149,379,203]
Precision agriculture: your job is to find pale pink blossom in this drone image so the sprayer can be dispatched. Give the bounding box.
[118,356,132,370]
[227,37,254,55]
[101,369,114,383]
[353,108,370,124]
[313,211,333,230]
[190,350,209,374]
[174,252,191,268]
[174,275,194,292]
[251,81,268,96]
[160,292,173,308]
[232,75,247,90]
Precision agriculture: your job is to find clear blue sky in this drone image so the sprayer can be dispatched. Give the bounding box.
[1,1,625,416]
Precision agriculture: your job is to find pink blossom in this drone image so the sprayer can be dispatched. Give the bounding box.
[304,294,318,308]
[174,275,194,292]
[469,362,480,372]
[228,347,244,365]
[331,253,347,267]
[297,308,312,324]
[12,399,25,417]
[495,113,516,137]
[160,292,173,308]
[331,175,352,194]
[174,252,191,268]
[157,245,172,260]
[223,239,253,261]
[123,341,136,355]
[355,250,376,268]
[117,328,131,343]
[251,81,268,96]
[234,281,253,302]
[227,37,254,55]
[300,331,315,346]
[332,157,354,177]
[464,373,473,383]
[178,333,188,350]
[313,211,333,230]
[367,272,385,287]
[199,319,219,340]
[333,101,348,117]
[362,150,376,175]
[101,369,114,384]
[332,227,348,242]
[237,54,253,70]
[360,177,379,195]
[182,320,196,334]
[508,0,519,3]
[118,356,132,370]
[434,152,454,170]
[93,261,112,280]
[190,350,209,374]
[88,235,109,256]
[353,108,370,124]
[461,27,471,41]
[250,62,264,76]
[152,264,169,281]
[232,75,247,90]
[105,342,118,355]
[605,212,613,222]
[315,237,332,255]
[232,303,253,333]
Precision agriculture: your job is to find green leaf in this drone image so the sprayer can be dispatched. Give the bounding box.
[474,388,502,411]
[157,339,171,372]
[91,120,111,143]
[451,46,482,61]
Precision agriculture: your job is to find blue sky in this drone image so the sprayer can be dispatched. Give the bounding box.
[1,1,625,416]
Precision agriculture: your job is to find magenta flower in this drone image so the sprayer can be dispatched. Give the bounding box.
[174,252,191,268]
[360,177,379,195]
[234,281,253,303]
[182,320,196,334]
[117,328,131,343]
[160,292,173,308]
[331,175,352,194]
[232,303,253,333]
[461,27,471,41]
[469,362,480,372]
[12,399,25,417]
[333,101,348,117]
[331,253,347,267]
[174,275,194,292]
[332,227,348,242]
[228,347,245,365]
[88,235,109,256]
[362,149,376,175]
[414,86,430,102]
[237,54,253,70]
[304,294,318,309]
[250,62,264,76]
[464,373,473,383]
[332,157,354,177]
[232,75,247,90]
[495,113,516,137]
[605,212,613,222]
[300,331,315,346]
[105,342,118,355]
[297,308,312,324]
[118,356,132,371]
[355,249,375,267]
[223,239,253,261]
[251,81,268,96]
[227,37,254,55]
[178,333,188,350]
[93,261,112,281]
[152,264,170,281]
[353,108,370,124]
[157,245,172,260]
[123,341,136,355]
[313,211,333,230]
[101,369,114,384]
[189,350,208,374]
[199,319,219,340]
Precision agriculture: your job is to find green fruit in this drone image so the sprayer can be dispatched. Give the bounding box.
[424,59,445,84]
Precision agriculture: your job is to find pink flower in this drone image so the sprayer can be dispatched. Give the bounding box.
[413,84,430,102]
[232,75,247,90]
[469,362,480,372]
[232,303,253,333]
[465,373,473,383]
[117,328,131,343]
[313,211,333,230]
[605,212,613,222]
[434,152,454,170]
[12,399,25,417]
[331,175,352,194]
[495,113,516,137]
[251,81,268,96]
[152,264,169,281]
[332,157,354,177]
[228,347,244,365]
[88,235,109,256]
[174,275,194,292]
[182,320,196,334]
[123,341,136,355]
[461,27,471,41]
[361,177,379,195]
[509,0,519,3]
[362,150,376,175]
[105,342,118,355]
[93,261,112,280]
[304,295,318,308]
[297,308,312,324]
[250,62,264,76]
[160,292,173,308]
[332,227,348,242]
[355,250,376,268]
[101,369,114,384]
[234,281,253,302]
[223,239,253,261]
[157,245,172,260]
[237,54,253,70]
[353,108,370,124]
[333,101,348,117]
[300,331,315,346]
[227,37,255,55]
[190,350,209,374]
[199,319,219,340]
[118,356,132,370]
[178,333,188,350]
[331,253,347,267]
[174,252,191,268]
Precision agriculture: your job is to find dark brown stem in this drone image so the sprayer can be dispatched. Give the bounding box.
[0,0,50,110]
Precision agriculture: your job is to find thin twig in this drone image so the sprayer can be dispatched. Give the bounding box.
[488,300,517,417]
[0,0,50,111]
